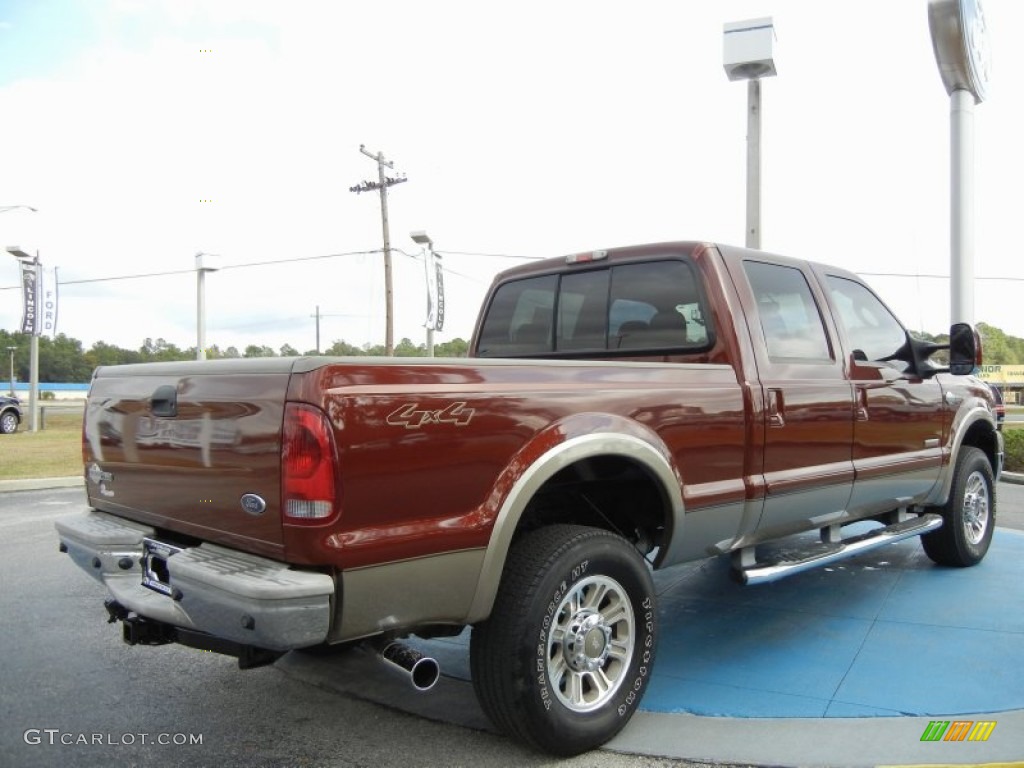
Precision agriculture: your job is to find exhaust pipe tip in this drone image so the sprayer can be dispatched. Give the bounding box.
[376,640,440,692]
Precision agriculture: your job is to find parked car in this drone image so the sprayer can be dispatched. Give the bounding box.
[0,395,21,434]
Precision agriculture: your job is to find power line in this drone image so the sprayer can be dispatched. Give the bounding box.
[0,249,386,290]
[438,249,545,260]
[859,272,1024,281]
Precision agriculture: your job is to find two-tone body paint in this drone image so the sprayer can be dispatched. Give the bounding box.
[78,242,1001,643]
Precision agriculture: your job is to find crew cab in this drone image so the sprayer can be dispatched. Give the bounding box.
[56,241,1002,755]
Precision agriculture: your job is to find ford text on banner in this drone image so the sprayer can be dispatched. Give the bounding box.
[40,265,58,337]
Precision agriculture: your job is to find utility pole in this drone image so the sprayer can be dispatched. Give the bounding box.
[310,306,364,355]
[350,145,408,356]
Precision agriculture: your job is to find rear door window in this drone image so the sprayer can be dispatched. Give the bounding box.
[476,259,711,357]
[744,261,832,363]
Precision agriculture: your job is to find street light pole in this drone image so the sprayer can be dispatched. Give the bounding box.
[195,252,219,360]
[723,19,777,250]
[410,231,437,356]
[6,346,15,396]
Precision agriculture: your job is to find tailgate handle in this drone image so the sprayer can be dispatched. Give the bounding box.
[151,385,178,417]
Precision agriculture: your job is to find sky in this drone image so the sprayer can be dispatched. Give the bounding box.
[0,0,1021,355]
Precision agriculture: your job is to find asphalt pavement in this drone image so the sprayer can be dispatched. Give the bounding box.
[2,478,1023,767]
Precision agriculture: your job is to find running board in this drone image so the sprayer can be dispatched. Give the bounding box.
[736,514,943,586]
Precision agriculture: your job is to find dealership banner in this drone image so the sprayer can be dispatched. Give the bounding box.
[40,265,58,337]
[424,250,445,332]
[17,260,57,337]
[18,259,38,335]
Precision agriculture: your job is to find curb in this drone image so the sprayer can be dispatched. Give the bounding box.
[0,476,84,493]
[1003,471,1024,485]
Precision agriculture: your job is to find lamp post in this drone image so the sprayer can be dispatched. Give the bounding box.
[723,18,777,250]
[6,346,15,396]
[195,252,220,360]
[928,0,990,329]
[411,230,443,357]
[6,246,40,432]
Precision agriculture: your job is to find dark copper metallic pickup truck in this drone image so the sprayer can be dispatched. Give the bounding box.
[56,242,1002,755]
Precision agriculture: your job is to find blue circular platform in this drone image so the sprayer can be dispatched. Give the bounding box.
[414,526,1024,719]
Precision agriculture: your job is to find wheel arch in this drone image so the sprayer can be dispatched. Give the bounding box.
[465,421,684,624]
[929,406,1002,506]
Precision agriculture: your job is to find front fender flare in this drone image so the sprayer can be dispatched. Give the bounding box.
[926,405,1002,507]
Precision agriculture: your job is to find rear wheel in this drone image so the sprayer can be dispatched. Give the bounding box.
[470,525,657,756]
[921,446,995,566]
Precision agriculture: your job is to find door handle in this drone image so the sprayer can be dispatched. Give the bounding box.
[151,385,178,417]
[767,388,785,428]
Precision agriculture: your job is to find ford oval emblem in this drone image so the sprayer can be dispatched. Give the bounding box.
[240,494,267,516]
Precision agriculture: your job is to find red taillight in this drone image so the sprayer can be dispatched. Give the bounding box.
[282,403,339,525]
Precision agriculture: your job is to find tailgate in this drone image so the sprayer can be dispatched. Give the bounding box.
[83,358,295,558]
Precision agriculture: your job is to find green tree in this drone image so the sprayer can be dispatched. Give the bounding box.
[243,345,276,358]
[323,339,363,356]
[140,338,188,362]
[39,334,91,381]
[394,337,425,357]
[977,323,1010,364]
[435,338,470,357]
[279,344,299,357]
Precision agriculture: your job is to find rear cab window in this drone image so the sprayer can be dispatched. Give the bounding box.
[476,258,713,358]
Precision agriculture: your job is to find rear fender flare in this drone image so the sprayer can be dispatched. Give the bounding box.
[465,427,683,623]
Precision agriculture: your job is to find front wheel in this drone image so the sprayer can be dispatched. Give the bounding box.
[0,411,18,434]
[470,525,657,756]
[921,446,995,567]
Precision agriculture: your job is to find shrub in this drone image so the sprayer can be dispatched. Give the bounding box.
[40,390,56,401]
[1004,429,1024,473]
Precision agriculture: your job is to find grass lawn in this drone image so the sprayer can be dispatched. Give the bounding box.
[0,411,83,480]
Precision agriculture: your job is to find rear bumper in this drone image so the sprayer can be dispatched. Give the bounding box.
[55,511,334,651]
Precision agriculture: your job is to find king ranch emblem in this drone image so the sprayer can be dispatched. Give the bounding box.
[386,401,475,430]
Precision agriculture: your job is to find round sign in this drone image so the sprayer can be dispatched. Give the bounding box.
[928,0,991,103]
[961,0,991,101]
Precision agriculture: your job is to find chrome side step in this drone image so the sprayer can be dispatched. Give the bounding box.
[736,514,943,586]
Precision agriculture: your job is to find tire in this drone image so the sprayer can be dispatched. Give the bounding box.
[470,525,657,756]
[921,446,995,567]
[0,411,18,434]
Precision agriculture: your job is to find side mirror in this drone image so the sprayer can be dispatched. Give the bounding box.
[948,323,979,375]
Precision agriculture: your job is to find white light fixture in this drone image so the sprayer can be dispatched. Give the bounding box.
[723,18,777,81]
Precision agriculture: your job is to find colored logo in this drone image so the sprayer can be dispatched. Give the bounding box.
[920,720,996,742]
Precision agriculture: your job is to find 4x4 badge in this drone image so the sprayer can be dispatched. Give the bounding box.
[387,402,475,430]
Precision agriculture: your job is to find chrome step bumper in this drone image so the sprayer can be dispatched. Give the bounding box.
[56,511,335,651]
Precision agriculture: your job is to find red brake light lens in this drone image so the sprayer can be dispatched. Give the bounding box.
[282,403,339,524]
